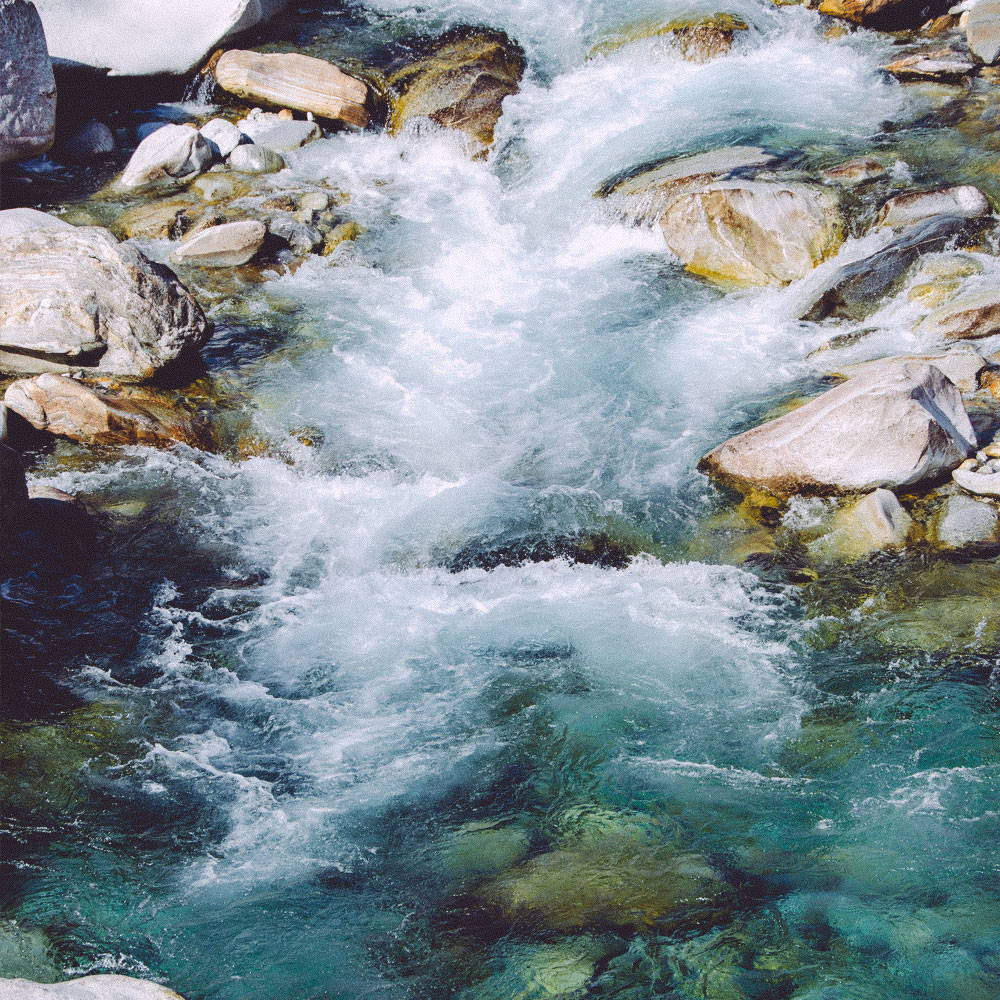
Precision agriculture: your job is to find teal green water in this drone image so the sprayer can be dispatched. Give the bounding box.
[2,1,1000,998]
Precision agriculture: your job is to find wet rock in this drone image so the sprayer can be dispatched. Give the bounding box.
[802,215,982,321]
[952,454,1000,494]
[966,0,1000,62]
[119,124,215,191]
[469,938,608,1000]
[434,820,531,887]
[660,180,844,287]
[298,190,330,214]
[228,143,285,174]
[199,118,244,159]
[214,50,369,128]
[818,0,953,31]
[58,119,115,162]
[322,220,363,255]
[883,49,977,81]
[907,251,984,308]
[171,219,266,267]
[389,29,525,155]
[0,975,186,999]
[267,214,323,255]
[876,185,990,228]
[0,226,209,380]
[808,489,913,561]
[918,288,1000,339]
[829,347,987,393]
[0,0,56,165]
[932,490,1000,546]
[4,374,212,450]
[31,0,288,76]
[590,12,748,61]
[0,207,72,238]
[111,197,201,240]
[820,157,888,187]
[190,173,249,202]
[237,111,321,151]
[700,363,976,497]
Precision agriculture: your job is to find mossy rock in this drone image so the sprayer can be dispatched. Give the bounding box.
[433,819,532,887]
[589,13,749,62]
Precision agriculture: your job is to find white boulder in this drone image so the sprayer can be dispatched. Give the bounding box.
[0,975,185,999]
[171,220,267,267]
[118,123,214,189]
[237,111,320,151]
[0,207,73,238]
[199,118,244,158]
[966,0,1000,63]
[809,489,914,561]
[875,185,991,228]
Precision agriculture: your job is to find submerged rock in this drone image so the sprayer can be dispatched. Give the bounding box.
[809,489,914,561]
[0,975,186,999]
[700,363,976,497]
[4,374,212,450]
[389,29,525,155]
[171,220,267,268]
[0,226,209,380]
[660,180,844,287]
[214,50,369,128]
[111,197,201,240]
[0,0,56,165]
[118,123,214,191]
[932,490,1000,546]
[467,938,608,1000]
[966,0,1000,63]
[818,0,952,31]
[875,185,990,228]
[917,289,1000,340]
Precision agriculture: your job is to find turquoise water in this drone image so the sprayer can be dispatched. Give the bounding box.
[2,1,1000,998]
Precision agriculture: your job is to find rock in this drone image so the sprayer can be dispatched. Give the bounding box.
[820,157,888,187]
[0,0,56,164]
[0,975,186,999]
[932,490,1000,546]
[0,226,209,380]
[322,220,363,255]
[590,13,748,61]
[190,173,249,202]
[118,124,214,190]
[700,363,976,497]
[31,0,289,76]
[4,374,210,449]
[953,455,1000,494]
[803,215,982,321]
[58,119,114,162]
[389,29,525,154]
[883,49,977,82]
[907,251,984,308]
[434,820,531,886]
[470,938,608,1000]
[236,110,321,151]
[808,489,913,561]
[659,180,844,287]
[267,214,323,255]
[917,289,1000,339]
[876,185,990,228]
[829,347,987,393]
[0,207,72,238]
[214,50,368,128]
[171,219,266,267]
[227,143,285,174]
[110,198,201,240]
[297,191,330,214]
[818,0,953,31]
[966,0,1000,62]
[199,118,244,158]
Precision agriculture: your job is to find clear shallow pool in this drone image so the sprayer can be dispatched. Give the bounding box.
[2,1,999,998]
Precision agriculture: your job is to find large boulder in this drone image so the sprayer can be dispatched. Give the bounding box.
[660,180,844,287]
[828,348,987,394]
[0,207,72,239]
[818,0,952,31]
[700,363,976,497]
[31,0,288,76]
[0,975,185,999]
[4,374,212,449]
[389,28,525,155]
[966,0,1000,63]
[214,50,369,128]
[118,123,214,190]
[0,0,56,164]
[0,226,209,380]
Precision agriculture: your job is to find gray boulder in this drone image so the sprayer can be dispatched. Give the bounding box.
[0,207,72,238]
[228,143,284,174]
[700,363,976,496]
[0,0,56,164]
[809,489,914,561]
[933,491,1000,547]
[199,118,244,159]
[829,347,987,394]
[0,975,185,999]
[118,124,214,190]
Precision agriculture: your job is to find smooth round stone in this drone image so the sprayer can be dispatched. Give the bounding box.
[171,220,267,267]
[227,144,285,174]
[199,118,244,159]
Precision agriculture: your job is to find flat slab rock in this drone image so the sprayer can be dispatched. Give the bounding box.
[918,288,1000,340]
[0,976,185,1000]
[171,220,267,267]
[700,362,976,496]
[876,185,990,228]
[883,50,976,81]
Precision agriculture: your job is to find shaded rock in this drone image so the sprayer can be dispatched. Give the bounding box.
[918,288,1000,339]
[171,219,266,267]
[932,490,1000,546]
[0,975,186,999]
[0,442,30,534]
[228,143,284,174]
[199,118,244,158]
[119,124,214,190]
[237,110,321,151]
[111,198,201,240]
[829,347,986,393]
[809,489,913,561]
[803,215,982,321]
[0,207,72,238]
[0,0,56,165]
[389,29,525,154]
[952,455,1000,494]
[818,0,953,31]
[876,185,990,228]
[966,0,1000,62]
[58,119,114,162]
[660,180,844,287]
[0,226,209,379]
[883,49,977,81]
[820,157,888,187]
[267,214,323,255]
[214,50,368,128]
[31,0,289,76]
[4,374,211,450]
[700,363,976,497]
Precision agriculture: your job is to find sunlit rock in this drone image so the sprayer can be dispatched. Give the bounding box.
[199,118,244,159]
[883,49,976,82]
[589,13,749,62]
[875,185,990,228]
[0,207,72,239]
[111,197,202,240]
[0,975,185,999]
[171,219,267,267]
[118,123,214,191]
[237,110,321,151]
[966,0,1000,62]
[907,251,984,308]
[228,143,285,174]
[931,490,1000,547]
[952,454,1000,494]
[808,489,913,562]
[659,180,844,287]
[917,288,1000,340]
[700,363,976,497]
[828,347,987,394]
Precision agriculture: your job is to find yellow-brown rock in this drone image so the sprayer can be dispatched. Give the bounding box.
[111,197,202,240]
[819,0,952,30]
[590,13,749,63]
[214,50,369,128]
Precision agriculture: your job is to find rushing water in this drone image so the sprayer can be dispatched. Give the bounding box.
[3,1,1000,999]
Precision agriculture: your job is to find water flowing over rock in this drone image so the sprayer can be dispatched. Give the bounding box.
[0,0,56,165]
[31,0,289,76]
[171,220,267,267]
[659,180,844,287]
[389,29,525,155]
[0,975,186,999]
[0,226,209,380]
[700,363,976,496]
[917,289,1000,339]
[966,0,1000,62]
[820,157,887,187]
[118,124,214,190]
[214,50,369,128]
[589,13,749,62]
[818,0,952,30]
[4,374,211,450]
[876,185,991,228]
